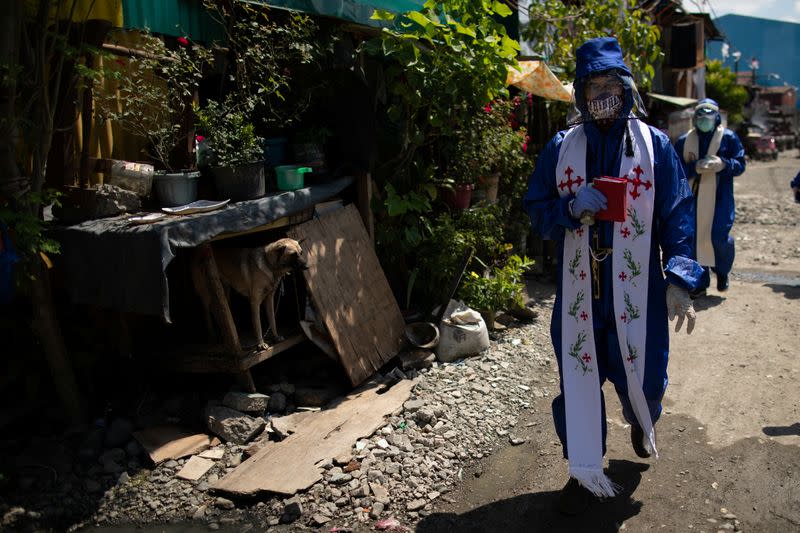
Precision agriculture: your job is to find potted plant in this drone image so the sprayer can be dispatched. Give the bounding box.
[196,99,265,202]
[439,123,482,210]
[292,125,333,175]
[93,32,210,207]
[458,254,533,329]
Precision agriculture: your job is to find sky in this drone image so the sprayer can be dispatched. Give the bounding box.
[687,0,800,24]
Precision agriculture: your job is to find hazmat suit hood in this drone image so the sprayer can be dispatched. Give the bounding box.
[567,37,647,127]
[693,98,722,133]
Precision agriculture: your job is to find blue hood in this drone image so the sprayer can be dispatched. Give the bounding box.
[575,37,632,80]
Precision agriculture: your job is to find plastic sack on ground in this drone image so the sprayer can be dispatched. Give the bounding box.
[435,300,490,362]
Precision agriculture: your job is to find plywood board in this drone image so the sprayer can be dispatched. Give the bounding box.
[211,379,415,496]
[288,205,404,385]
[133,426,215,463]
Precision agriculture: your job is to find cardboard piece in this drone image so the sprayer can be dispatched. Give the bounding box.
[176,456,216,481]
[212,379,415,496]
[133,426,215,463]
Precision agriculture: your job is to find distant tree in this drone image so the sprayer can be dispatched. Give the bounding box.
[705,60,748,125]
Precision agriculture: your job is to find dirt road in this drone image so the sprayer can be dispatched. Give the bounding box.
[416,151,800,532]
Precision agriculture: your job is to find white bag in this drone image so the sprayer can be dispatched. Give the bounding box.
[435,300,490,362]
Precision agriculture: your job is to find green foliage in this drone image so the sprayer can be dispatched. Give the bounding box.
[0,190,62,262]
[195,100,263,168]
[365,0,519,184]
[458,254,534,313]
[93,33,210,172]
[705,60,749,125]
[523,0,661,89]
[203,0,326,131]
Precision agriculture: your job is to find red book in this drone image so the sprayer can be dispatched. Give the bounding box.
[592,177,628,222]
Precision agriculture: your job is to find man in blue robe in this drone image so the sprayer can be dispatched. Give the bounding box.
[523,37,703,514]
[675,99,746,293]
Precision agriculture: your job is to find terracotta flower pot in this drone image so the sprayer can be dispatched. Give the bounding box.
[440,183,474,211]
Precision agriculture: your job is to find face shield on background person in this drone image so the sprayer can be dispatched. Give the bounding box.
[693,103,719,133]
[566,68,648,127]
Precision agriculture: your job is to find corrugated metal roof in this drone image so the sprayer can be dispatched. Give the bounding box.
[121,0,224,41]
[647,92,697,107]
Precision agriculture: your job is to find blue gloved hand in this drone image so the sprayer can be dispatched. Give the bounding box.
[569,186,607,218]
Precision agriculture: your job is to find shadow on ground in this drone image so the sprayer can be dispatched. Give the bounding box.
[765,283,800,300]
[692,294,725,312]
[415,460,647,533]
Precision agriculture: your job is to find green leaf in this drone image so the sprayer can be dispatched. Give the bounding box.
[370,9,396,21]
[406,11,431,28]
[492,1,513,17]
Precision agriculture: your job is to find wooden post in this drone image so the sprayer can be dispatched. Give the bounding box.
[196,244,256,392]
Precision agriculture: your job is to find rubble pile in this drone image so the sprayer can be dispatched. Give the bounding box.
[1,305,557,532]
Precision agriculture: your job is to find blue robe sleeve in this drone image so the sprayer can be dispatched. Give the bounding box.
[652,130,704,290]
[791,170,800,189]
[673,134,697,180]
[523,131,581,240]
[718,130,746,179]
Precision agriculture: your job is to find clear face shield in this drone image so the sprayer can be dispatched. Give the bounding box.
[694,108,718,133]
[566,70,647,126]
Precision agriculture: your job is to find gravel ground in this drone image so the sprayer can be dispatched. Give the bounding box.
[1,305,556,533]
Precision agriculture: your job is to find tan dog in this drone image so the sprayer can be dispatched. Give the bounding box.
[192,237,306,349]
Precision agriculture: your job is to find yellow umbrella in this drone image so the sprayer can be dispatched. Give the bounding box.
[507,61,573,103]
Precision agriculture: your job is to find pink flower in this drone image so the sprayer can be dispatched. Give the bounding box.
[195,135,205,142]
[177,36,189,46]
[522,142,528,153]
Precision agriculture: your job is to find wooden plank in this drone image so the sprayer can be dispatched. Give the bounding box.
[211,379,415,496]
[237,334,305,370]
[287,205,404,386]
[133,426,216,464]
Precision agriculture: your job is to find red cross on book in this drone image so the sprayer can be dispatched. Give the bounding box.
[592,176,628,222]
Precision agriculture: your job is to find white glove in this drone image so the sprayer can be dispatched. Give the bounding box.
[666,285,696,334]
[695,155,725,173]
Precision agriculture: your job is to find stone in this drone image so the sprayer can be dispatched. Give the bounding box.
[370,483,390,504]
[281,497,303,523]
[270,416,294,440]
[268,392,287,413]
[222,392,269,414]
[214,497,235,510]
[403,399,426,413]
[310,513,331,526]
[407,499,427,511]
[94,185,141,217]
[206,405,265,444]
[370,502,385,518]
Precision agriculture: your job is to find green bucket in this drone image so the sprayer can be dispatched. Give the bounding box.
[275,165,312,191]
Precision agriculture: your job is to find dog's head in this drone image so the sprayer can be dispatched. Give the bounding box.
[263,238,307,274]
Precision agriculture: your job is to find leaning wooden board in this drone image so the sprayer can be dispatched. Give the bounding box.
[288,204,405,386]
[211,379,415,496]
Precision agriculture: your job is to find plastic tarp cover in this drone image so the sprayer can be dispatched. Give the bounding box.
[506,61,573,103]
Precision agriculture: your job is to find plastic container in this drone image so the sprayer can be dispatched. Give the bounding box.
[104,160,155,197]
[275,165,312,191]
[153,171,199,207]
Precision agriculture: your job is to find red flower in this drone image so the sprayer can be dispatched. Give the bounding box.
[115,58,126,66]
[195,135,205,143]
[483,103,492,113]
[177,36,189,46]
[522,142,528,153]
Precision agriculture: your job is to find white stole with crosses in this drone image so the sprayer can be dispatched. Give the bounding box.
[556,118,657,497]
[683,125,724,267]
